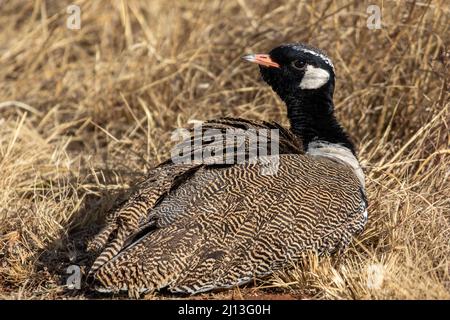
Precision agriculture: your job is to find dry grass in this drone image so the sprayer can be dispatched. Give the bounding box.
[0,0,448,300]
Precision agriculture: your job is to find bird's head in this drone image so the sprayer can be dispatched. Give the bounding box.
[242,43,335,103]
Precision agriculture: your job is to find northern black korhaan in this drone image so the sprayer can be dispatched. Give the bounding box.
[87,43,368,297]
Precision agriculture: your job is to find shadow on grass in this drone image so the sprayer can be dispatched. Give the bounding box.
[34,167,146,299]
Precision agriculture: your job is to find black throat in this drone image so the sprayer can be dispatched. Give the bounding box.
[282,85,355,155]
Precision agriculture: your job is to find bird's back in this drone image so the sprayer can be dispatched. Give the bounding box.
[93,154,367,295]
[89,43,370,298]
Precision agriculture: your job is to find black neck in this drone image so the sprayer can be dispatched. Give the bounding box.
[283,87,355,155]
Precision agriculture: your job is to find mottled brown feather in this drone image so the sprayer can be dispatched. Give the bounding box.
[88,118,303,276]
[89,128,367,296]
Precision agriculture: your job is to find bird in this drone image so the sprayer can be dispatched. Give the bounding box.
[86,43,368,298]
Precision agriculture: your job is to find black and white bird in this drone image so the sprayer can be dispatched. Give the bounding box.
[87,43,368,297]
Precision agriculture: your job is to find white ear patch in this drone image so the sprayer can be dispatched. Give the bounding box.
[299,65,330,89]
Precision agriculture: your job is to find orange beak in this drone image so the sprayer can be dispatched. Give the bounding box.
[242,54,280,68]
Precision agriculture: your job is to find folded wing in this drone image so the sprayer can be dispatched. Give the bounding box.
[91,154,367,296]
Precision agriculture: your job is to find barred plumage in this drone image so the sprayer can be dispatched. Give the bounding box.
[87,43,368,297]
[88,118,302,276]
[92,155,367,295]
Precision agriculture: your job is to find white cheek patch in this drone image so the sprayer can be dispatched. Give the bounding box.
[299,65,330,89]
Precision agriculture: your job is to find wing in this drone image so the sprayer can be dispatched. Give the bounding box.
[88,118,303,275]
[91,154,367,297]
[173,117,303,164]
[87,162,202,275]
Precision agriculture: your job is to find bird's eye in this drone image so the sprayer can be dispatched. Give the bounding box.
[292,60,306,70]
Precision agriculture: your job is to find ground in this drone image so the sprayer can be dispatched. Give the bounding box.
[0,0,449,299]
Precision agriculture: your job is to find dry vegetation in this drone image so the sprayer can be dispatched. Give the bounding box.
[0,0,449,300]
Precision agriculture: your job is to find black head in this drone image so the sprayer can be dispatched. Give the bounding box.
[242,43,335,103]
[242,43,355,155]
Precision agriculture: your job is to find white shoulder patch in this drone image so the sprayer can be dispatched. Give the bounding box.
[299,65,330,90]
[307,141,365,188]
